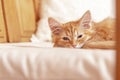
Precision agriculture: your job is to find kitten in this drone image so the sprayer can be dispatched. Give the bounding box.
[48,10,115,49]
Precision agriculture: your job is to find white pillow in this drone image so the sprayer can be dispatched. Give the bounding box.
[31,0,115,42]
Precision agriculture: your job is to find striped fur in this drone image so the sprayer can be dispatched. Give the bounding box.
[48,11,115,49]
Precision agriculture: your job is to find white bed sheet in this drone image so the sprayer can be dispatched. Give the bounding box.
[0,42,116,80]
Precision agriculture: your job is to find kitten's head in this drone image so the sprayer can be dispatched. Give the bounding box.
[48,10,93,48]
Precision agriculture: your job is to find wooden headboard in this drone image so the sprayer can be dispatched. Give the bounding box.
[0,0,39,43]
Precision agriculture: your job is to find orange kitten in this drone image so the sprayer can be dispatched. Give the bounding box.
[48,10,115,49]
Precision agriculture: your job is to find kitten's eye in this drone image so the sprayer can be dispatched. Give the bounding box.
[77,35,83,38]
[62,37,70,40]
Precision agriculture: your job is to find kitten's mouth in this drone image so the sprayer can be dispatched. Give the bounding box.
[72,45,77,48]
[71,43,85,48]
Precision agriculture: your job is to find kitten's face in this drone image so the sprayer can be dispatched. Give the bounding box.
[48,10,93,48]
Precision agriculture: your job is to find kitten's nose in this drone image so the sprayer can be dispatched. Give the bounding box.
[72,45,76,48]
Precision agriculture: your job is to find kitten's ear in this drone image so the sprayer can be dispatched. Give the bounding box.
[48,17,62,35]
[80,10,92,29]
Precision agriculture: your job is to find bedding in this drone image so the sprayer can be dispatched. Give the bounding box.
[0,42,115,80]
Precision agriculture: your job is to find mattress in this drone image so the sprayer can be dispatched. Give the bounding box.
[0,42,116,80]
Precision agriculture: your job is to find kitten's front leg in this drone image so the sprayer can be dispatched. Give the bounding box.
[82,41,115,49]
